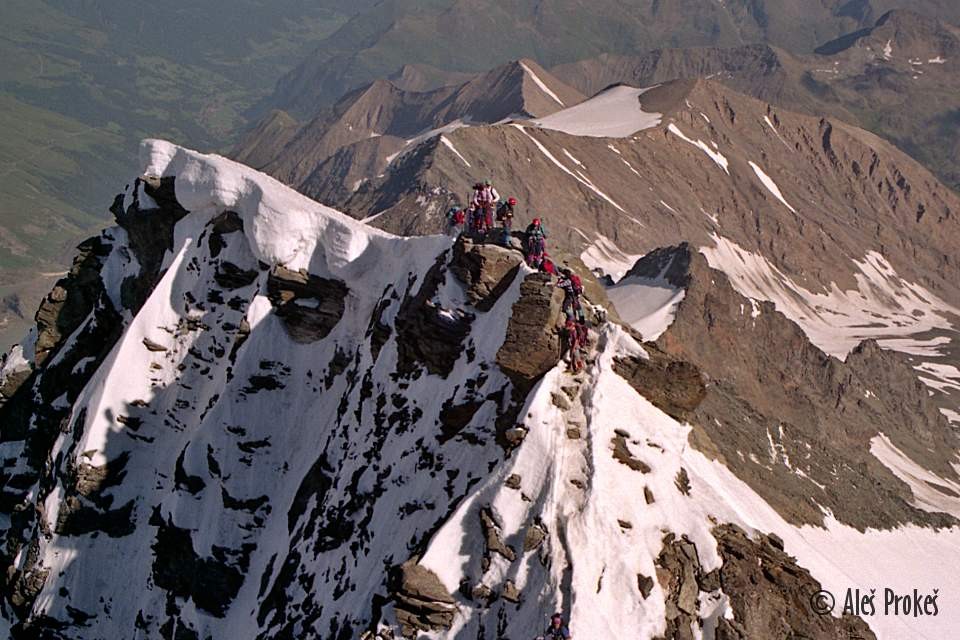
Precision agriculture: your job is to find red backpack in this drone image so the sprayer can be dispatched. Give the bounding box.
[454,209,466,224]
[570,274,583,296]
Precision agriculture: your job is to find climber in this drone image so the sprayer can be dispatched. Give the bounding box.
[564,315,585,373]
[472,179,500,234]
[495,197,517,244]
[524,217,547,267]
[574,305,589,350]
[445,206,465,235]
[556,267,584,319]
[545,612,572,639]
[467,203,485,237]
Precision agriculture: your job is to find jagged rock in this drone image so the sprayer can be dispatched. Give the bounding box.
[618,519,633,529]
[550,392,571,410]
[611,434,651,473]
[142,337,167,352]
[117,176,190,311]
[449,236,523,309]
[395,256,474,377]
[208,210,244,258]
[214,261,259,289]
[613,348,706,421]
[712,524,876,639]
[438,398,484,443]
[523,523,546,552]
[496,272,564,389]
[674,468,691,496]
[34,236,113,366]
[505,474,522,490]
[655,534,705,640]
[501,580,521,603]
[644,486,655,504]
[392,561,456,636]
[637,573,654,599]
[266,265,348,343]
[480,507,516,562]
[566,426,581,439]
[149,509,253,618]
[504,427,527,446]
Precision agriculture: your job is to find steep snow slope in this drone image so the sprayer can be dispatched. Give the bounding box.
[2,142,959,640]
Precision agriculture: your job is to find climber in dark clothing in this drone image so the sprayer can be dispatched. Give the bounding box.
[524,217,547,267]
[495,197,516,244]
[545,612,572,639]
[556,267,584,319]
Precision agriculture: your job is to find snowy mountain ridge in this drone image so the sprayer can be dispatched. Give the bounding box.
[1,140,959,639]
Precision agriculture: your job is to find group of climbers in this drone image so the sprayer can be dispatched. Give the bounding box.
[447,179,592,372]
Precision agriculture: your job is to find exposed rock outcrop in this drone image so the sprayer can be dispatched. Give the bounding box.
[391,561,457,637]
[449,236,523,310]
[613,347,707,421]
[496,272,564,389]
[266,266,349,343]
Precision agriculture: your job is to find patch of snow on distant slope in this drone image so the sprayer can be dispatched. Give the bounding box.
[914,362,960,393]
[519,61,565,107]
[440,135,471,167]
[607,265,685,341]
[748,161,797,213]
[667,124,729,174]
[941,408,960,424]
[531,85,661,138]
[883,39,893,59]
[580,235,643,282]
[871,434,960,518]
[928,56,946,64]
[701,234,960,359]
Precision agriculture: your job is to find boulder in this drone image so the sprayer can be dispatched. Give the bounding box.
[392,561,456,636]
[612,346,706,421]
[449,236,522,310]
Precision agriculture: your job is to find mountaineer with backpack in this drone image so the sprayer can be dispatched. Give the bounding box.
[445,206,466,235]
[524,217,548,268]
[472,180,500,234]
[495,197,517,244]
[556,267,584,319]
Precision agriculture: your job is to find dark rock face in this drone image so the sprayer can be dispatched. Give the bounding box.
[496,272,564,389]
[117,176,190,311]
[150,510,253,618]
[395,256,474,377]
[711,524,876,640]
[613,348,707,422]
[657,246,959,530]
[266,266,349,343]
[449,236,523,310]
[0,177,194,622]
[391,561,457,637]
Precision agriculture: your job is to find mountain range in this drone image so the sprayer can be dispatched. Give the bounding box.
[2,34,960,637]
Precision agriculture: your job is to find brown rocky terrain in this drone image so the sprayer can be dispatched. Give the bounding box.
[234,58,583,200]
[551,10,960,191]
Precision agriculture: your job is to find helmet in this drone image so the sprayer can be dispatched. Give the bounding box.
[551,613,563,622]
[448,207,459,215]
[508,197,517,206]
[484,179,492,186]
[533,217,541,225]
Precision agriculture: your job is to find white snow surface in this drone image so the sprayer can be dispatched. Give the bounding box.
[748,160,797,213]
[606,254,686,341]
[10,140,960,640]
[531,85,661,138]
[580,235,643,282]
[667,124,730,174]
[701,234,960,359]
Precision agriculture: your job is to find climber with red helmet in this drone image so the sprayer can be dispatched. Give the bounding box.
[496,197,517,245]
[544,612,572,639]
[524,217,547,268]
